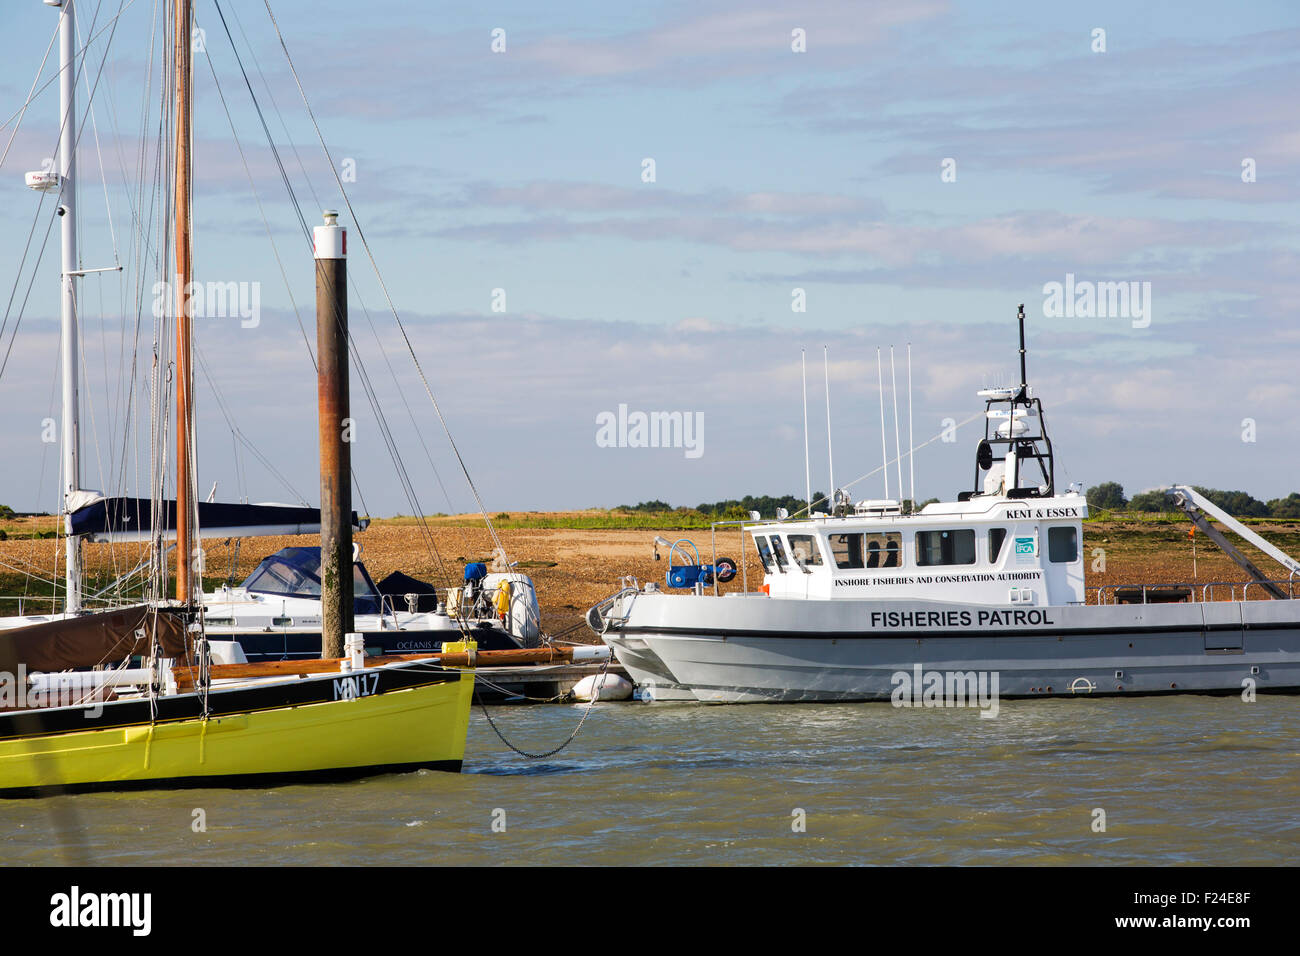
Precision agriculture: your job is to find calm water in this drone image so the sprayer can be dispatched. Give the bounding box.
[4,696,1299,866]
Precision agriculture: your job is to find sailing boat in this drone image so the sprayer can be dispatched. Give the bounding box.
[1,0,548,662]
[0,0,475,796]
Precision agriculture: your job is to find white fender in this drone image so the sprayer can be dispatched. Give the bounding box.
[483,572,541,645]
[572,673,633,702]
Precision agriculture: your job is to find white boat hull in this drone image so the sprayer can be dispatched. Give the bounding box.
[600,633,698,701]
[601,592,1300,703]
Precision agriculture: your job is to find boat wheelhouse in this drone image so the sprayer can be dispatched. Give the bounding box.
[721,308,1084,612]
[748,490,1085,609]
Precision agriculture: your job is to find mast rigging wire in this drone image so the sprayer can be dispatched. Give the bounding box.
[206,0,474,608]
[260,0,517,579]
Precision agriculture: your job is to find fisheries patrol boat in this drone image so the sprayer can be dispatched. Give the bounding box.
[588,309,1300,703]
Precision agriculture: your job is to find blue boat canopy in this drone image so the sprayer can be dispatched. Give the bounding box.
[240,547,383,615]
[67,496,367,542]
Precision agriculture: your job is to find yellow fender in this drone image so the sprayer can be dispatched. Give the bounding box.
[493,580,512,619]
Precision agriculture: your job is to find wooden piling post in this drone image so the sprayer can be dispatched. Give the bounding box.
[315,210,351,658]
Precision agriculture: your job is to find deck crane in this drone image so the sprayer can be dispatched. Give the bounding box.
[1165,485,1300,600]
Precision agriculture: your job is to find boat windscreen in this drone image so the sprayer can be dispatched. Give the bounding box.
[242,553,322,597]
[239,547,382,611]
[353,564,380,602]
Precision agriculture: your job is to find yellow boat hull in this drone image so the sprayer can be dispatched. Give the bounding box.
[0,664,473,797]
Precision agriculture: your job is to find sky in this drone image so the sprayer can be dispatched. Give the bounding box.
[0,0,1297,517]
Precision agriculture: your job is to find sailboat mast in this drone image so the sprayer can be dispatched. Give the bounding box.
[173,0,195,603]
[57,0,82,614]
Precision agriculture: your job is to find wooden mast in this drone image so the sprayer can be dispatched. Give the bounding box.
[173,0,194,603]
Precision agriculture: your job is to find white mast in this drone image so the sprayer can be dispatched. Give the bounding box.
[56,0,82,614]
[890,346,903,506]
[907,342,916,512]
[801,349,811,514]
[823,346,834,511]
[876,347,888,499]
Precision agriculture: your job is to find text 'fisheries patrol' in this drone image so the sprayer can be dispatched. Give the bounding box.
[871,609,1056,628]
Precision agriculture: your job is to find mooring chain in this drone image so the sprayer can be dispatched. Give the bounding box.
[475,655,612,760]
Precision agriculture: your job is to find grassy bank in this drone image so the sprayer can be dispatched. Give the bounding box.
[396,509,728,531]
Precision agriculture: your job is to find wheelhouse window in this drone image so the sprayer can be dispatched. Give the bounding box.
[915,529,976,566]
[1048,526,1078,563]
[787,534,823,567]
[989,527,1008,562]
[754,535,775,573]
[830,533,864,569]
[769,535,790,571]
[864,532,902,568]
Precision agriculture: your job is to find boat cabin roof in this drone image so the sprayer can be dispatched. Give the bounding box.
[747,490,1087,537]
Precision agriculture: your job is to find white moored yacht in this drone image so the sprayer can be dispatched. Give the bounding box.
[588,309,1300,703]
[200,546,541,661]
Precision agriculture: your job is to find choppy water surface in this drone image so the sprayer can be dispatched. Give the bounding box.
[4,696,1298,865]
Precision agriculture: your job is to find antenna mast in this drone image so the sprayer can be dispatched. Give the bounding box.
[890,346,903,505]
[876,348,888,499]
[823,346,834,511]
[1016,302,1027,401]
[907,343,915,512]
[801,349,811,514]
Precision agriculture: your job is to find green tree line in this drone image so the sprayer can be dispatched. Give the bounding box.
[1086,482,1300,518]
[618,493,943,520]
[617,493,829,521]
[616,486,1300,521]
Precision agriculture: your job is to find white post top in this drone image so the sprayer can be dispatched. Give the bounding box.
[313,209,346,259]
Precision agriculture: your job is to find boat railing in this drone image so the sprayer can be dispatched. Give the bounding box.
[377,592,401,629]
[586,584,640,633]
[1242,575,1300,602]
[1092,579,1297,605]
[1202,582,1241,602]
[396,590,441,614]
[0,593,137,618]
